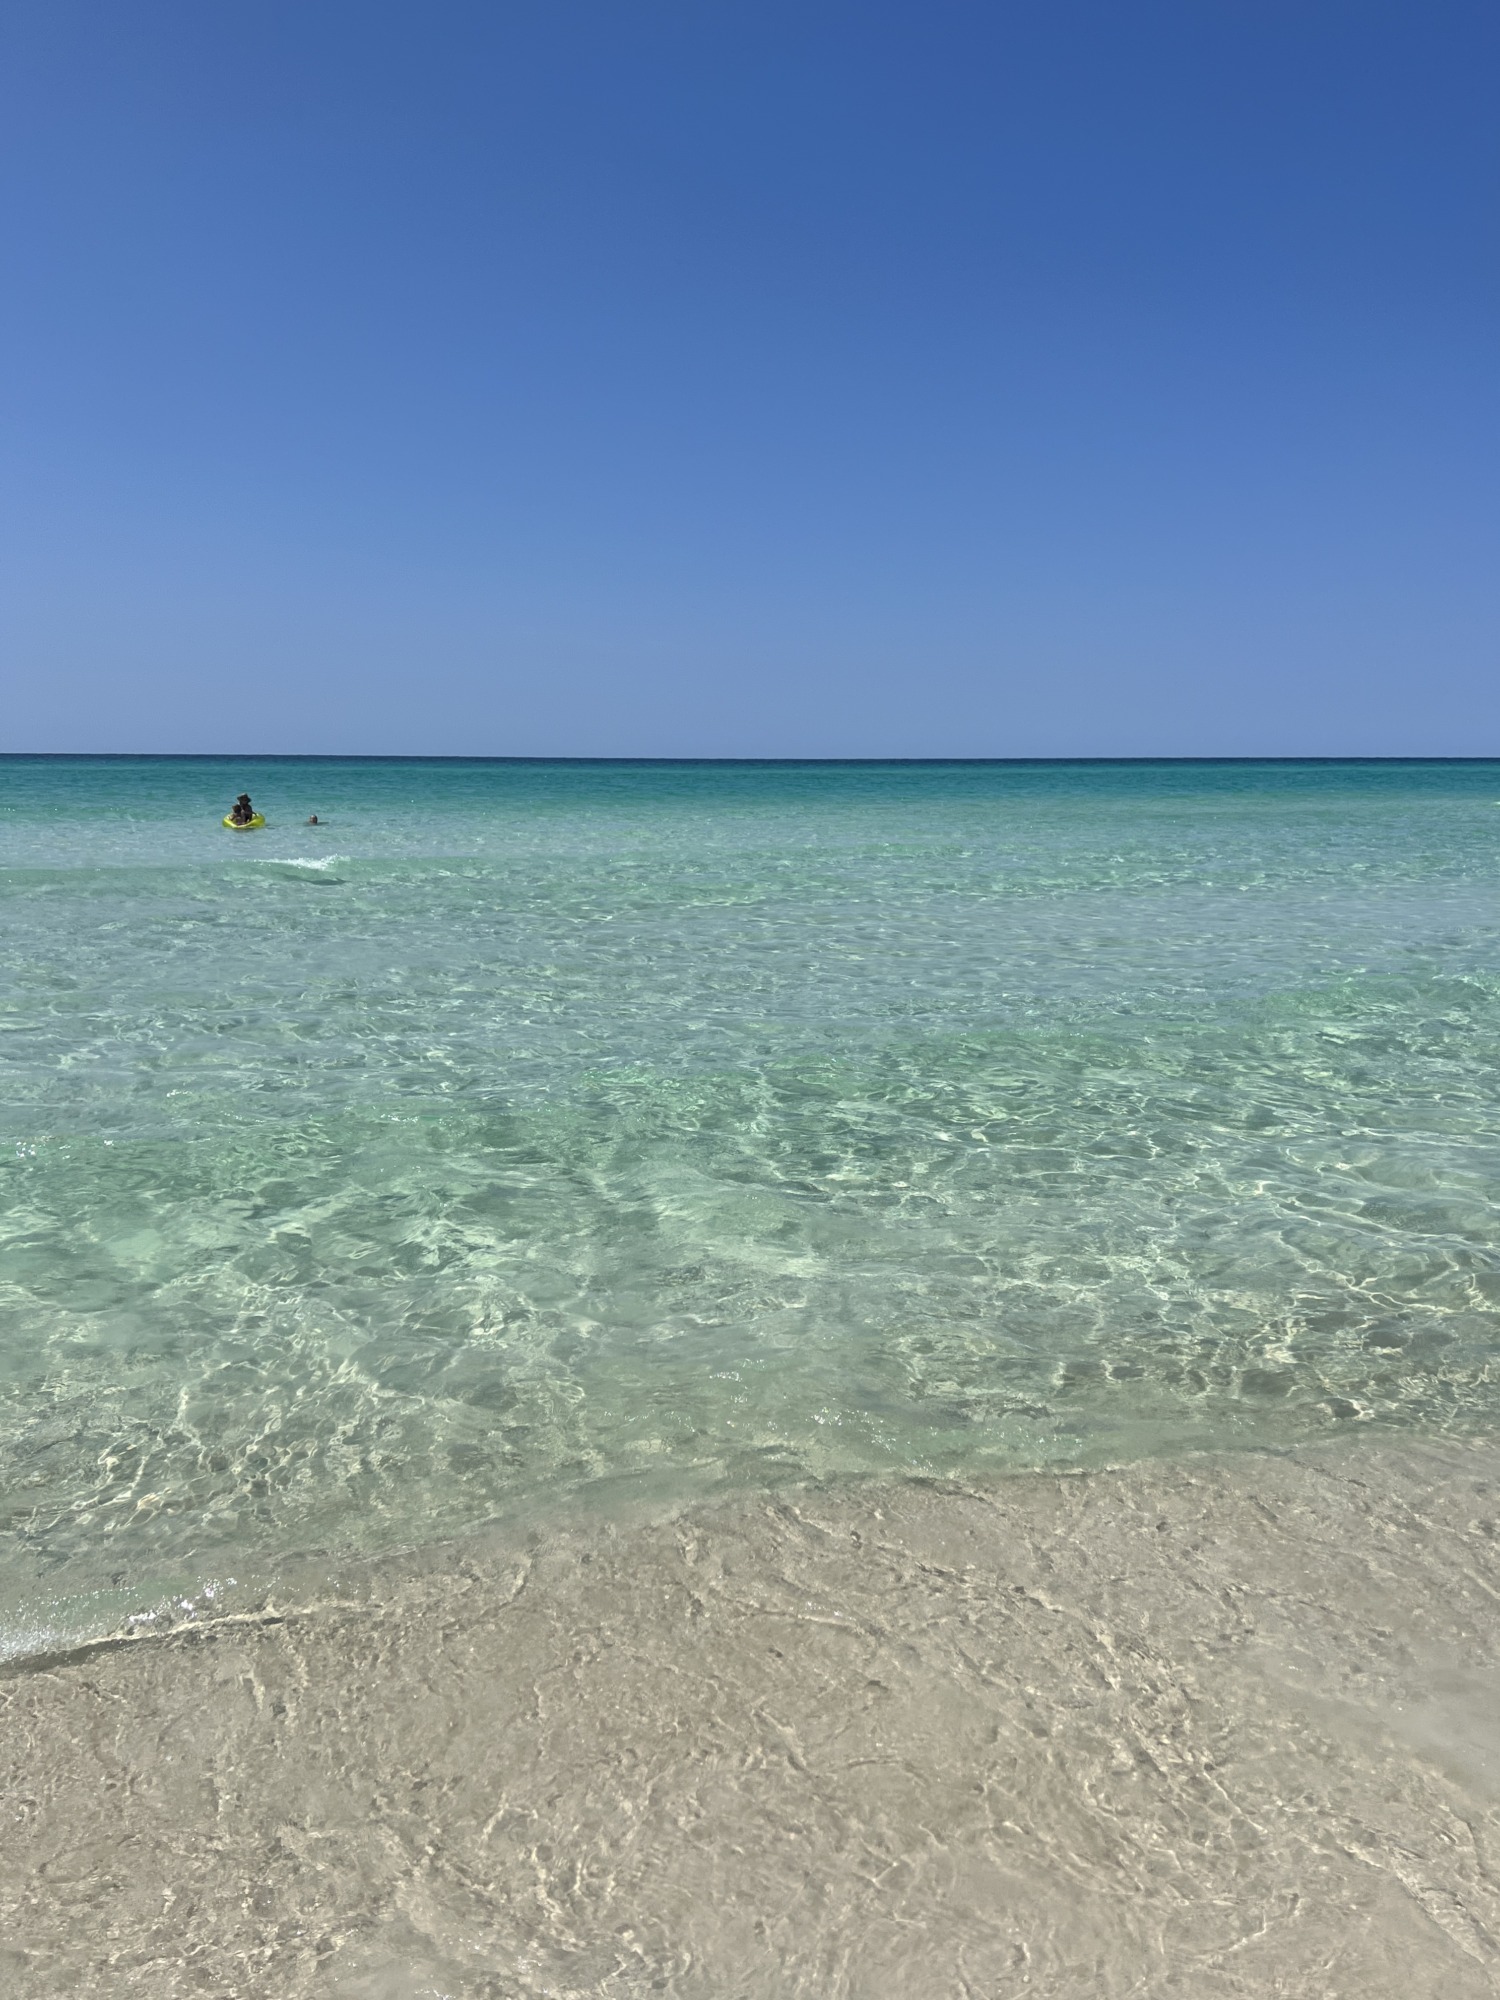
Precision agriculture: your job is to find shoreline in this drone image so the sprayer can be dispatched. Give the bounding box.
[6,1433,1500,1996]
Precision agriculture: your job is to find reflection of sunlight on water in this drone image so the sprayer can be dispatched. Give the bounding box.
[3,757,1500,1654]
[251,853,350,880]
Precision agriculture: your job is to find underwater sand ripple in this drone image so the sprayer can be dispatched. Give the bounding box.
[4,1435,1500,1998]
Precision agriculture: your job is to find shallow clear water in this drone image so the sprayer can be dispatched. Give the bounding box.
[4,757,1500,1652]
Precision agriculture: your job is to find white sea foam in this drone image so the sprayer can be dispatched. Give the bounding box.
[256,853,349,871]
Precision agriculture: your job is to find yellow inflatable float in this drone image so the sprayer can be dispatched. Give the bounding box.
[222,814,265,830]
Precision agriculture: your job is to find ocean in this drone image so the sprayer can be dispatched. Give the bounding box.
[4,755,1500,1653]
[5,758,1500,1996]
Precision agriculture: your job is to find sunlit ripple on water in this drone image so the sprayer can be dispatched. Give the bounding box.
[2,756,1499,1646]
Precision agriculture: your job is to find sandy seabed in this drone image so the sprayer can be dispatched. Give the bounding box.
[4,1435,1500,1999]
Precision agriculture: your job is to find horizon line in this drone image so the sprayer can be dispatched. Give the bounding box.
[3,752,1500,768]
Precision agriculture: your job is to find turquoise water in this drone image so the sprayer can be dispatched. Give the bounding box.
[4,757,1500,1653]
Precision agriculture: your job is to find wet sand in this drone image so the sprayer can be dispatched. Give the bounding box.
[5,1436,1500,1997]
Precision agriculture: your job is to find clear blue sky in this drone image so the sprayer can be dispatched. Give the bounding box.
[2,1,1496,756]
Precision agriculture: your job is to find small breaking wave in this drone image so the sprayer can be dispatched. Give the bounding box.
[252,854,351,881]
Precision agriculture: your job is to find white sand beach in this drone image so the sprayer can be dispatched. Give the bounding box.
[6,1434,1500,1997]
